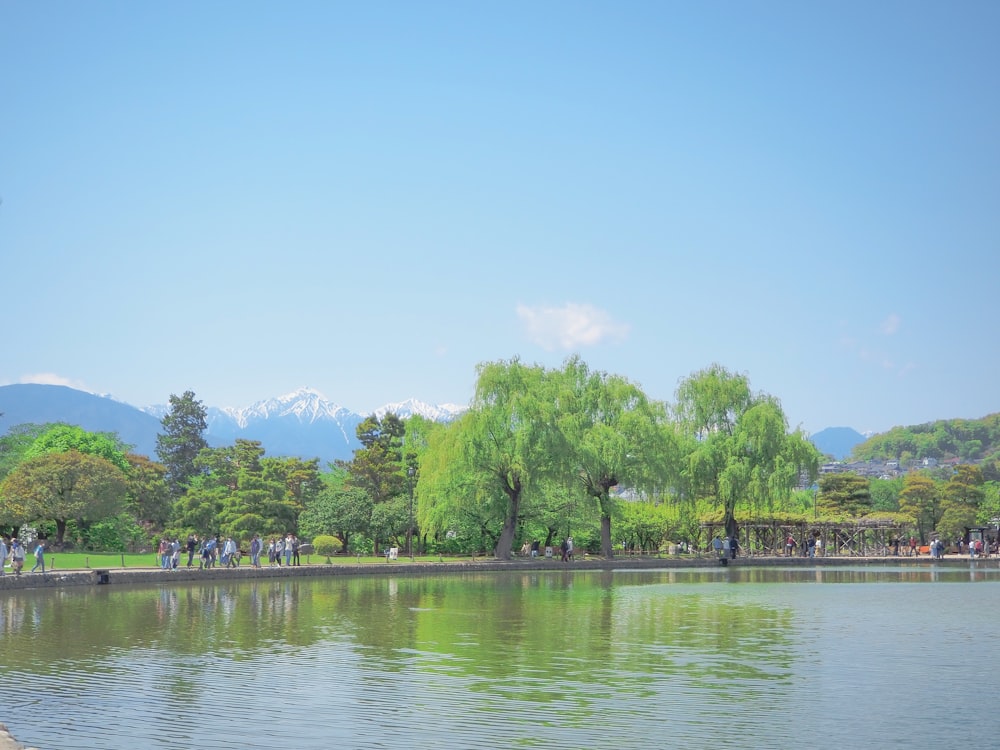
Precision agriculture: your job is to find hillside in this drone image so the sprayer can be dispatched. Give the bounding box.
[0,384,162,457]
[850,413,1000,466]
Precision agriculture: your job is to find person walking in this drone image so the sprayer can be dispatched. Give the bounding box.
[0,536,7,577]
[186,535,198,567]
[31,540,46,573]
[10,539,25,575]
[250,534,262,568]
[284,534,294,566]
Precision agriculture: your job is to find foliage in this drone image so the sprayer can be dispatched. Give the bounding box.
[556,356,676,558]
[674,364,820,537]
[155,390,208,497]
[299,479,373,553]
[0,450,128,547]
[124,453,172,527]
[24,423,130,472]
[976,481,1000,527]
[338,413,405,504]
[869,476,903,512]
[178,440,300,541]
[311,534,342,558]
[0,423,47,482]
[614,500,677,552]
[897,472,941,541]
[851,413,1000,465]
[419,359,566,559]
[78,513,147,552]
[818,473,872,517]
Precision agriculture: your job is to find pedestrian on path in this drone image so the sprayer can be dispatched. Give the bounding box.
[31,540,45,573]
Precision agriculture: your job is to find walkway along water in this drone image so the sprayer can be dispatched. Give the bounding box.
[1,552,996,592]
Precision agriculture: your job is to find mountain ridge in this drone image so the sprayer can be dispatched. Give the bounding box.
[0,384,465,465]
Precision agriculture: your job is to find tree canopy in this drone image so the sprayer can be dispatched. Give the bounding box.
[156,390,209,497]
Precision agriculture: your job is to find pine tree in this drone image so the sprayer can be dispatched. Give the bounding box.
[156,390,208,498]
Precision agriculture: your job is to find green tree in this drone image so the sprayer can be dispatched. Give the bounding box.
[869,477,903,512]
[341,413,406,505]
[976,481,1000,528]
[615,500,675,553]
[936,464,985,543]
[299,482,373,553]
[190,440,297,539]
[0,423,47,482]
[556,356,676,558]
[418,359,563,559]
[897,472,940,540]
[467,359,565,559]
[156,390,208,497]
[263,455,323,521]
[0,450,128,547]
[124,453,172,528]
[817,473,872,517]
[25,423,130,472]
[674,364,819,537]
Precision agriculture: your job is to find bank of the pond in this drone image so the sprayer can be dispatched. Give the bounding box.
[0,723,38,750]
[1,552,996,592]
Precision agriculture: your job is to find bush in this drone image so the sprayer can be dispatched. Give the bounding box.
[312,535,342,559]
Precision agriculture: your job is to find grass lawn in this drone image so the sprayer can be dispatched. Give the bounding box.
[21,551,485,571]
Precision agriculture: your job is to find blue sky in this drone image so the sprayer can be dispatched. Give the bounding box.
[1,1,997,435]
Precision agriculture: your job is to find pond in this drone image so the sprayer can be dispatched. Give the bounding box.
[1,565,998,748]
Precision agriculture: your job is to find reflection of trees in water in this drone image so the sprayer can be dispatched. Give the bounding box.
[1,572,801,692]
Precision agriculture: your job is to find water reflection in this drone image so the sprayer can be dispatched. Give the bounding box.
[0,567,998,749]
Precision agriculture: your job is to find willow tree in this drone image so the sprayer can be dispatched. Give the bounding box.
[419,358,563,559]
[674,364,819,538]
[556,356,676,558]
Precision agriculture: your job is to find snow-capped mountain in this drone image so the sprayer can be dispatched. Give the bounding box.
[373,398,466,422]
[222,387,354,427]
[141,387,467,463]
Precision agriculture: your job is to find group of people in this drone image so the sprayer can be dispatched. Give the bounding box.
[712,535,740,559]
[784,534,823,558]
[519,537,575,561]
[154,533,304,571]
[0,536,44,576]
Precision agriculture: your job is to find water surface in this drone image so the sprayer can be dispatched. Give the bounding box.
[1,565,997,748]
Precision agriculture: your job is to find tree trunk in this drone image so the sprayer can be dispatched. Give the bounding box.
[55,518,68,549]
[724,502,737,540]
[600,513,613,559]
[495,489,521,560]
[494,472,522,560]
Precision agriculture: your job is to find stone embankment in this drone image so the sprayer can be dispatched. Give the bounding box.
[0,553,994,592]
[0,724,38,750]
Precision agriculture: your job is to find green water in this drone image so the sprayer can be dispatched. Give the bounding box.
[2,565,998,748]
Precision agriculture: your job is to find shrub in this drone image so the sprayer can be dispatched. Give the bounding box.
[312,535,342,559]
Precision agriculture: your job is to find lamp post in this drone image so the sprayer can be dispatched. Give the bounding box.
[407,466,416,561]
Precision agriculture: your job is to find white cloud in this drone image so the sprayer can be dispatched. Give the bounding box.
[516,302,630,351]
[880,313,901,335]
[19,372,93,391]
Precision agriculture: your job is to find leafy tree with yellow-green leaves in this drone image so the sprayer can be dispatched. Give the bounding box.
[0,450,128,548]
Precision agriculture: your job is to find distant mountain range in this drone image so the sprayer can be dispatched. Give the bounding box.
[0,385,465,465]
[1,383,873,465]
[808,426,867,460]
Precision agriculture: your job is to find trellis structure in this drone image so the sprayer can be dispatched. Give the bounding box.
[701,517,908,557]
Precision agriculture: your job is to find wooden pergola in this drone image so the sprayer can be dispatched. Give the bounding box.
[701,517,909,557]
